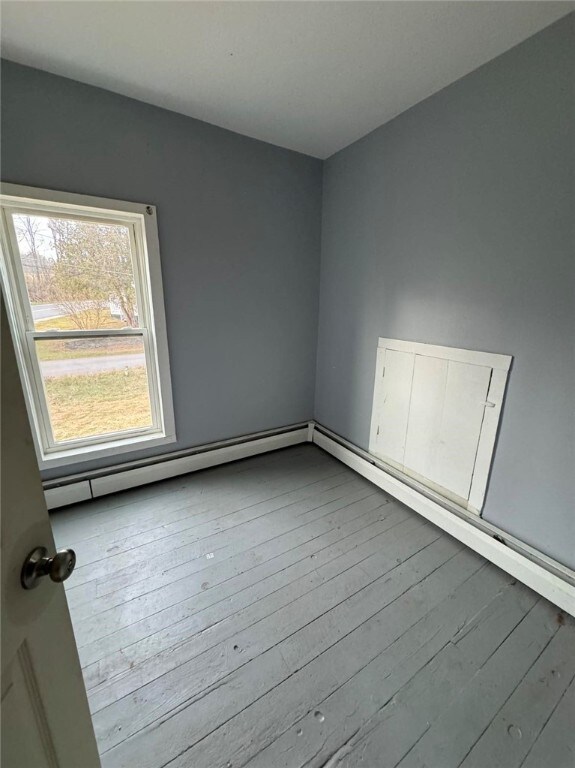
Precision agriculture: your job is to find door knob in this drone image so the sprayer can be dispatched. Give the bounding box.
[21,546,76,590]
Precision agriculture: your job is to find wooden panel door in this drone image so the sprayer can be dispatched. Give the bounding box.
[1,296,100,768]
[372,347,414,468]
[369,338,511,512]
[404,356,492,500]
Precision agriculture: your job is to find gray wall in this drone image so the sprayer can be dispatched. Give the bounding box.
[315,15,575,569]
[1,61,323,480]
[2,17,573,569]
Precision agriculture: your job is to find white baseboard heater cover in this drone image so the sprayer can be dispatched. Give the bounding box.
[313,425,575,618]
[44,424,309,508]
[369,338,512,514]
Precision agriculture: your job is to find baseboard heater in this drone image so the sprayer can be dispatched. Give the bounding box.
[310,422,575,617]
[43,422,311,509]
[44,419,575,616]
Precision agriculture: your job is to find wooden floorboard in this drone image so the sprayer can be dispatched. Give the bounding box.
[84,499,398,697]
[51,445,575,768]
[79,484,381,622]
[521,673,575,768]
[70,451,344,564]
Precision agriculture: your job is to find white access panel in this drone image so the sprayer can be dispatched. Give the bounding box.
[404,357,492,499]
[372,348,414,467]
[369,339,512,514]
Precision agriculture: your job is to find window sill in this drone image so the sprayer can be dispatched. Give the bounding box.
[38,431,177,470]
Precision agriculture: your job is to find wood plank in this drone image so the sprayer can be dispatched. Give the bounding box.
[76,488,390,667]
[160,543,481,768]
[87,506,418,711]
[95,516,438,751]
[320,582,538,768]
[100,537,473,768]
[51,446,572,768]
[66,456,348,566]
[429,360,492,499]
[58,450,341,562]
[521,673,575,768]
[53,445,317,527]
[249,575,536,768]
[72,478,381,648]
[83,498,400,694]
[60,452,351,608]
[68,480,364,615]
[72,481,378,621]
[403,357,491,500]
[468,367,509,511]
[373,347,414,466]
[68,471,368,613]
[68,463,357,590]
[394,599,560,768]
[403,354,448,479]
[53,446,332,543]
[377,338,511,371]
[459,614,575,768]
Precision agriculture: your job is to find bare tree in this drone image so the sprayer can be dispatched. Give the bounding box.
[47,218,137,330]
[14,215,54,302]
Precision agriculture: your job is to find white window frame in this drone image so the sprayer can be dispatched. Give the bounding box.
[0,183,176,469]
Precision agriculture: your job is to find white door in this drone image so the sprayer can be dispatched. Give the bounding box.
[1,296,100,768]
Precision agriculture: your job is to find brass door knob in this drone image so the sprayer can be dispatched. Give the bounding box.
[21,546,76,590]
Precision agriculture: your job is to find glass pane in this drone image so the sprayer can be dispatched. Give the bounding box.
[11,212,140,331]
[35,336,153,443]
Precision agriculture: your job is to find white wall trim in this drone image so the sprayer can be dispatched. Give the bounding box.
[45,423,309,508]
[312,425,575,617]
[91,428,308,497]
[306,421,315,442]
[377,337,512,371]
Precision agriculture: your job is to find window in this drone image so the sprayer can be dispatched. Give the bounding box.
[0,184,175,468]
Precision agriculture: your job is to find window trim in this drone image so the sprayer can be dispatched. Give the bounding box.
[0,183,176,469]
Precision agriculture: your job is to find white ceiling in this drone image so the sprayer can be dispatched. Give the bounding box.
[1,2,571,158]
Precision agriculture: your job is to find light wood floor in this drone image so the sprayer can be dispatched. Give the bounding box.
[51,445,575,768]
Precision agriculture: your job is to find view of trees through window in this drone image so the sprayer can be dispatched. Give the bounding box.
[15,214,138,329]
[13,213,153,442]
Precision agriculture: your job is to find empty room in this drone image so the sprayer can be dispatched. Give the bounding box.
[1,2,574,767]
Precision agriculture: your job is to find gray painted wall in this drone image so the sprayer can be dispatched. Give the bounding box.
[1,61,323,480]
[1,17,573,569]
[315,15,575,569]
